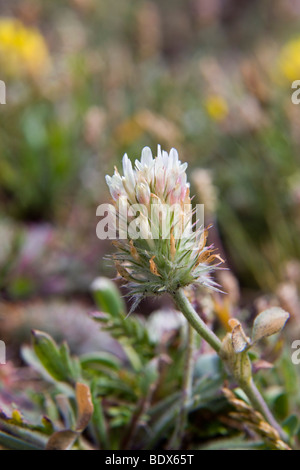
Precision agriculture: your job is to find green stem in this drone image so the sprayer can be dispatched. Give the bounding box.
[243,379,288,441]
[172,287,287,442]
[173,288,222,353]
[169,323,195,449]
[182,324,196,416]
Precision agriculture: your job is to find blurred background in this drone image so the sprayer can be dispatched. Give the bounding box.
[1,0,300,296]
[0,0,300,443]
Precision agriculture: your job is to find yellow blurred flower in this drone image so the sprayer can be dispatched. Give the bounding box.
[204,94,228,121]
[0,18,50,77]
[279,37,300,82]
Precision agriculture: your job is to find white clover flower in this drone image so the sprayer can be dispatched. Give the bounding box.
[105,145,223,310]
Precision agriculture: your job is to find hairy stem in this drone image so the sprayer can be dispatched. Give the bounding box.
[172,288,222,353]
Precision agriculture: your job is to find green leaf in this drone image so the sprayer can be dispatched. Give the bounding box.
[198,437,265,450]
[139,358,159,395]
[56,395,77,430]
[122,343,143,371]
[91,277,125,317]
[91,391,110,449]
[60,342,81,380]
[0,430,44,451]
[80,352,121,372]
[0,415,48,450]
[32,330,67,382]
[194,354,221,378]
[21,345,56,383]
[273,392,289,421]
[282,414,299,437]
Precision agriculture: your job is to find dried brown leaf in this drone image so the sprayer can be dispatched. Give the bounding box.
[75,382,94,432]
[46,430,78,451]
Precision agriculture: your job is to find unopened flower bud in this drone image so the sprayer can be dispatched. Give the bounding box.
[136,182,150,205]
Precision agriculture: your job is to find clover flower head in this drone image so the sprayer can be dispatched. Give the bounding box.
[105,145,223,310]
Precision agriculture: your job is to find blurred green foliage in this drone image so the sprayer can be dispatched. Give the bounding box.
[0,0,300,289]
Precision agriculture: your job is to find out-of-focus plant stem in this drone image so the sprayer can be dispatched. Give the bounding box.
[169,323,195,449]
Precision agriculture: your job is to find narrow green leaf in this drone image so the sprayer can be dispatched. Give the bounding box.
[32,330,67,382]
[80,352,121,372]
[60,341,81,380]
[91,277,125,317]
[0,430,44,450]
[91,393,109,449]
